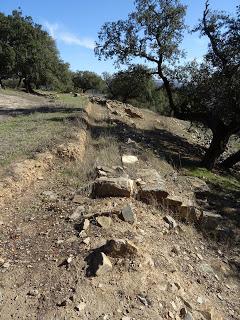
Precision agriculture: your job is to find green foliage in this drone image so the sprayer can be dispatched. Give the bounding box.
[95,0,186,67]
[106,65,153,101]
[0,9,72,92]
[186,167,240,193]
[72,71,105,93]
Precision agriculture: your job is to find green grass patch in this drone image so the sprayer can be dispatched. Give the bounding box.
[186,167,240,193]
[0,111,80,168]
[55,93,88,107]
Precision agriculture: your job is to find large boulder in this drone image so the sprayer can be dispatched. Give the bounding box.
[91,176,135,198]
[136,169,169,203]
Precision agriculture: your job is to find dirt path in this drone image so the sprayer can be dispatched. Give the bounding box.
[0,96,239,320]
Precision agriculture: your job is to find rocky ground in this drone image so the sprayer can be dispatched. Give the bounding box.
[0,92,239,320]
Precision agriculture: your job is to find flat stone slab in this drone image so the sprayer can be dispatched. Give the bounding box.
[91,176,135,198]
[163,195,183,208]
[136,169,169,203]
[122,155,139,165]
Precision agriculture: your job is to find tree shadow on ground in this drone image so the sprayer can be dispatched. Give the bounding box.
[89,118,204,168]
[84,118,240,250]
[0,104,85,117]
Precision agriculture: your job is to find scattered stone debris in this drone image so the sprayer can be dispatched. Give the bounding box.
[81,219,90,231]
[124,107,143,119]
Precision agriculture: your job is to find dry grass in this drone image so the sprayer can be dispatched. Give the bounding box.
[59,133,121,190]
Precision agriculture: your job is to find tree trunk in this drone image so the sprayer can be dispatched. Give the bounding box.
[158,64,176,114]
[24,79,34,93]
[221,150,240,169]
[17,77,22,88]
[201,130,230,170]
[0,78,5,89]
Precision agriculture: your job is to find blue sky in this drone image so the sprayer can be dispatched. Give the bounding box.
[1,0,238,75]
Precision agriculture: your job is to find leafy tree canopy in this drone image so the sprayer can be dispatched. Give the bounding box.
[96,0,240,170]
[72,71,105,93]
[105,65,154,102]
[0,9,72,92]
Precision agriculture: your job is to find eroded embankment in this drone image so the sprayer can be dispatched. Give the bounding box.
[0,102,93,207]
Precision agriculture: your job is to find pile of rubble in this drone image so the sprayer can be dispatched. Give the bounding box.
[89,96,144,120]
[90,160,222,232]
[62,157,232,319]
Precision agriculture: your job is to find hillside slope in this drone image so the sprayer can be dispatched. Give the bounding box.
[0,91,239,320]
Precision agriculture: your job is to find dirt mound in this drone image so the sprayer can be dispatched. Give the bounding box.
[56,130,88,161]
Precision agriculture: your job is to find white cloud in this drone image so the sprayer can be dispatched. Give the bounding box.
[44,21,95,50]
[59,32,95,49]
[44,21,59,38]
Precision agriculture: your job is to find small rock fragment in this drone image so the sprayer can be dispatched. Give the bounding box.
[75,301,86,312]
[171,245,180,255]
[180,307,193,320]
[27,289,39,297]
[163,215,178,229]
[91,176,135,198]
[197,296,204,304]
[103,239,138,258]
[0,258,5,267]
[137,294,151,307]
[82,219,90,231]
[72,194,83,203]
[96,216,112,229]
[122,155,139,165]
[121,205,136,224]
[2,261,10,269]
[69,206,85,221]
[95,253,112,276]
[57,299,68,307]
[42,190,57,200]
[83,237,91,245]
[79,230,87,238]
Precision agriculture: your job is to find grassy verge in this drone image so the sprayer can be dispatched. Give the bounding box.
[185,167,240,193]
[55,93,88,107]
[0,89,90,170]
[0,112,74,167]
